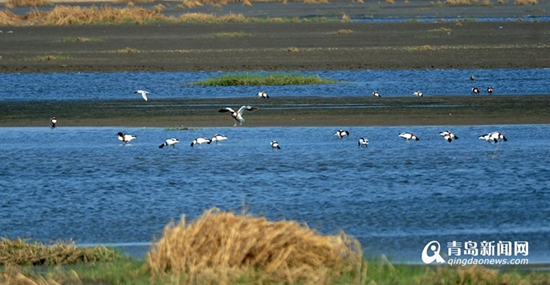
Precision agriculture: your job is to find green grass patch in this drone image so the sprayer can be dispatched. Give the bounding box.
[206,31,250,39]
[190,73,337,86]
[25,55,71,61]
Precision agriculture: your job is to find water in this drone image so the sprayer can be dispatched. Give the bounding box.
[1,68,549,102]
[0,125,549,263]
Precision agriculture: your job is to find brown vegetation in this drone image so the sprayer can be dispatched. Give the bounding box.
[514,0,537,4]
[146,208,363,284]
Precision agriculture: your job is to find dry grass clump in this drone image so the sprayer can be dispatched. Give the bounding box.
[5,0,50,8]
[303,0,329,4]
[0,237,121,266]
[337,29,353,34]
[514,0,537,4]
[177,12,249,23]
[146,208,363,284]
[445,0,478,4]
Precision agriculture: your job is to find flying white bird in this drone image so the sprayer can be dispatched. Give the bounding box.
[117,132,137,144]
[190,137,212,147]
[358,137,369,147]
[218,105,259,126]
[479,132,508,143]
[211,134,228,143]
[270,141,281,149]
[439,131,459,143]
[399,132,420,141]
[334,130,350,139]
[258,91,270,99]
[159,138,180,148]
[134,90,149,101]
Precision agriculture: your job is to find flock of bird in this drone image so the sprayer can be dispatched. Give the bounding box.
[49,85,508,149]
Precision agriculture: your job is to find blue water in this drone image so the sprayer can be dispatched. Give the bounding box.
[1,68,549,102]
[1,125,549,263]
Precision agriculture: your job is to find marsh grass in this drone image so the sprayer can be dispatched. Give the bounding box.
[116,47,141,54]
[62,37,102,42]
[514,0,537,4]
[25,55,71,61]
[191,73,337,86]
[337,28,353,34]
[5,0,50,8]
[445,0,478,4]
[207,31,249,38]
[0,237,122,266]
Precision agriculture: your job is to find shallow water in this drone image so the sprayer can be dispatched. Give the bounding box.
[0,125,548,263]
[1,68,549,102]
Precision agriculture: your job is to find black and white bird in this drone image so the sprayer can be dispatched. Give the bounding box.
[50,117,57,129]
[211,134,228,143]
[479,132,508,143]
[372,91,380,97]
[159,138,180,148]
[413,91,423,97]
[258,91,270,99]
[334,130,350,139]
[190,137,212,147]
[358,137,369,147]
[270,141,281,149]
[487,86,494,94]
[472,87,480,95]
[134,90,149,101]
[218,105,259,126]
[117,132,137,144]
[399,132,420,141]
[439,131,459,143]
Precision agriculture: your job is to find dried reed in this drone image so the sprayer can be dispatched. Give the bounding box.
[5,0,50,8]
[514,0,537,4]
[445,0,478,4]
[146,208,363,284]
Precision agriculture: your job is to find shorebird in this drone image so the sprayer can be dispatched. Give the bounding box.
[472,87,480,95]
[211,134,228,143]
[117,132,137,144]
[134,90,149,101]
[413,91,423,97]
[399,132,420,141]
[50,117,57,129]
[334,130,350,139]
[372,91,380,97]
[159,138,180,148]
[190,137,212,147]
[258,91,270,99]
[487,86,494,94]
[439,131,459,143]
[218,106,259,126]
[270,141,281,149]
[479,132,508,143]
[358,137,369,147]
[470,74,476,81]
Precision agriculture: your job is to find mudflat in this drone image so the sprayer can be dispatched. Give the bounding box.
[1,0,549,126]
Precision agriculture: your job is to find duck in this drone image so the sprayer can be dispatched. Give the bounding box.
[470,74,476,81]
[211,134,228,143]
[270,141,281,149]
[117,132,137,143]
[50,117,57,129]
[258,91,270,99]
[479,132,508,143]
[472,87,480,95]
[218,105,259,126]
[190,137,212,147]
[358,137,369,147]
[439,131,459,143]
[372,91,380,97]
[134,90,149,101]
[399,132,420,141]
[334,130,350,139]
[413,91,423,97]
[487,86,494,94]
[159,138,180,148]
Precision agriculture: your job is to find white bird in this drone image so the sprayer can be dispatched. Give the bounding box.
[117,132,137,143]
[358,137,369,147]
[50,117,57,129]
[159,138,180,148]
[211,134,228,143]
[258,91,270,99]
[399,132,420,141]
[270,141,281,149]
[413,91,423,97]
[218,105,259,126]
[439,131,459,143]
[334,130,350,139]
[190,137,212,147]
[372,91,380,97]
[134,90,149,101]
[479,132,508,143]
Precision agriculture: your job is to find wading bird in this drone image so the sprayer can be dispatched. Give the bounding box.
[487,86,494,94]
[117,132,137,144]
[358,137,369,147]
[439,131,459,143]
[258,91,269,99]
[413,91,423,97]
[159,138,180,148]
[334,130,350,139]
[270,141,281,149]
[218,106,259,126]
[399,132,420,141]
[373,91,380,97]
[479,132,508,143]
[211,134,228,143]
[190,137,212,147]
[50,117,57,129]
